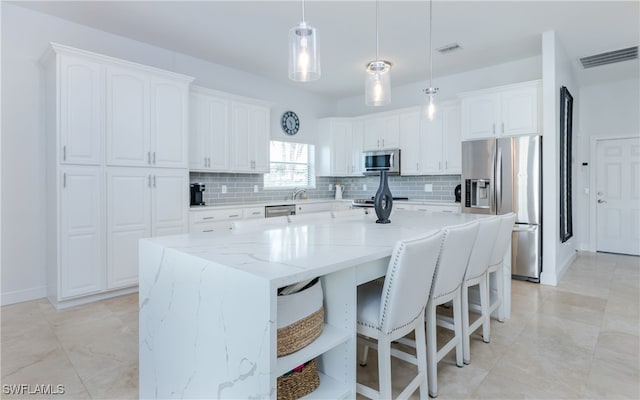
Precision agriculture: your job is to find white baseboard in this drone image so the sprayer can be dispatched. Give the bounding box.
[1,286,47,306]
[556,251,578,283]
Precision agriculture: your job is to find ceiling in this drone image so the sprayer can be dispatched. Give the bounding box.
[13,1,640,99]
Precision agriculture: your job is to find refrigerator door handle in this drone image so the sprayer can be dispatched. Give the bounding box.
[513,225,537,232]
[496,147,502,212]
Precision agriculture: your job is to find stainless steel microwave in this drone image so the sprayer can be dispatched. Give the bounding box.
[363,149,400,175]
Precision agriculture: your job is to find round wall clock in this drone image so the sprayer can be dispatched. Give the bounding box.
[281,111,300,135]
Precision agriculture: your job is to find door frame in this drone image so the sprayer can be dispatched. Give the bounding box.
[589,134,640,252]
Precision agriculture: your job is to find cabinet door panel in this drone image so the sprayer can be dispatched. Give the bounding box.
[151,79,188,168]
[60,167,103,298]
[461,94,499,140]
[106,68,149,166]
[208,97,230,171]
[189,93,209,170]
[152,170,188,236]
[230,103,251,171]
[443,105,462,174]
[399,112,421,175]
[363,117,381,150]
[421,114,444,174]
[380,115,400,149]
[251,106,270,172]
[331,122,350,176]
[501,86,539,136]
[350,121,364,176]
[107,168,151,289]
[60,56,102,165]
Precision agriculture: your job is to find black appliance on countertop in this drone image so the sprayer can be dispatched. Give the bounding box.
[190,183,206,206]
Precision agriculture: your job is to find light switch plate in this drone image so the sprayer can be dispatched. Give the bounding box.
[328,184,333,191]
[363,184,367,191]
[254,185,259,193]
[424,184,432,192]
[221,185,227,194]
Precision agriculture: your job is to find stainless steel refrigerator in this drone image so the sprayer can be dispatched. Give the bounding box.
[461,136,542,282]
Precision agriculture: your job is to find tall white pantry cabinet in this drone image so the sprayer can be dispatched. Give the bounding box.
[42,43,193,308]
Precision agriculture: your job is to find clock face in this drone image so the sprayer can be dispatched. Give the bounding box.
[281,111,300,135]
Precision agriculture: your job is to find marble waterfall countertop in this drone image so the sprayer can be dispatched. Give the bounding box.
[139,210,504,399]
[189,198,459,211]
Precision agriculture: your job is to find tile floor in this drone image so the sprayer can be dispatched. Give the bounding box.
[1,251,638,399]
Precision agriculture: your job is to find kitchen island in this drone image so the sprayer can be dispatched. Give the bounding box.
[139,210,509,399]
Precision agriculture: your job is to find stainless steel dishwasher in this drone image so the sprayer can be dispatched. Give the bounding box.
[264,204,296,218]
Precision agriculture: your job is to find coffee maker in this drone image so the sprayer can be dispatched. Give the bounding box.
[190,183,206,206]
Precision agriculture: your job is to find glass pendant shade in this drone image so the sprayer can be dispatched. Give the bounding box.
[423,87,438,120]
[288,21,320,82]
[365,61,391,106]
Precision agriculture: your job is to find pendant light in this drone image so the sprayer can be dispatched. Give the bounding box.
[365,0,391,106]
[289,0,320,82]
[423,0,438,120]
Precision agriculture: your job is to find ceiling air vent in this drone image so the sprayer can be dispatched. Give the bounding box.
[579,46,638,68]
[437,43,462,54]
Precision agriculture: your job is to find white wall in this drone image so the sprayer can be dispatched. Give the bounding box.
[540,31,579,286]
[0,3,334,305]
[333,56,542,117]
[577,78,640,251]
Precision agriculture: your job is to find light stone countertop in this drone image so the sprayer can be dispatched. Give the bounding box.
[189,198,460,211]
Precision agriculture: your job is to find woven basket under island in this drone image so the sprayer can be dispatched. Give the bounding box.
[276,279,323,399]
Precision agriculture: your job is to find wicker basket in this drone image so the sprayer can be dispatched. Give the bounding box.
[277,358,320,400]
[277,279,324,357]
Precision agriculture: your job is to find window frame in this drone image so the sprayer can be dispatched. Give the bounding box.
[263,140,316,190]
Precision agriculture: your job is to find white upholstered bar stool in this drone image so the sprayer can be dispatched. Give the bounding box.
[356,230,444,400]
[486,212,516,323]
[460,215,501,365]
[423,221,478,398]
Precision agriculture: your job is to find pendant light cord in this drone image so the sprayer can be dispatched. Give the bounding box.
[428,0,433,88]
[302,0,305,22]
[375,0,379,61]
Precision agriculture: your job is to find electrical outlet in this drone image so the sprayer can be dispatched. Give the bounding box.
[363,184,367,191]
[254,185,259,193]
[221,185,227,194]
[328,184,333,191]
[424,184,432,192]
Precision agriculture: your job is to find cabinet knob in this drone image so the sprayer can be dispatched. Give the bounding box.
[147,152,151,164]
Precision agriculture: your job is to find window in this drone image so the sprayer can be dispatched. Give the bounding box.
[264,141,315,189]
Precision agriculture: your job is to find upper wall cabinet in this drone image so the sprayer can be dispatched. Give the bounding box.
[189,86,271,173]
[399,102,461,176]
[106,66,190,168]
[316,118,363,177]
[190,89,230,171]
[230,101,270,173]
[363,114,400,150]
[57,55,103,165]
[459,80,541,140]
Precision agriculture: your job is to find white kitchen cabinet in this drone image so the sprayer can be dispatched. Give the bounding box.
[296,202,334,214]
[400,103,461,176]
[398,110,422,175]
[59,166,104,299]
[43,43,193,308]
[189,90,230,171]
[460,80,541,140]
[230,102,270,173]
[189,207,245,233]
[363,114,400,150]
[316,118,363,177]
[106,66,191,168]
[107,167,188,289]
[58,55,103,165]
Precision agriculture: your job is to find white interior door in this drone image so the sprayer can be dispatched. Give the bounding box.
[596,137,640,255]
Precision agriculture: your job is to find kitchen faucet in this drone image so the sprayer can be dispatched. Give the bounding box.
[291,188,306,200]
